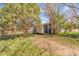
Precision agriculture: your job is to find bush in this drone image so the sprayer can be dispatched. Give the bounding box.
[58,32,79,38]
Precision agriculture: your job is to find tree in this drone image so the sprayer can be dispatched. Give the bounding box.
[45,3,59,34]
[62,3,79,30]
[0,3,41,35]
[54,12,65,32]
[63,21,76,32]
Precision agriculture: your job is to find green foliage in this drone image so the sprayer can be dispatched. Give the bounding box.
[51,11,65,33]
[58,32,79,38]
[57,35,79,47]
[0,36,44,56]
[54,12,65,28]
[63,21,76,31]
[0,3,41,34]
[53,11,77,32]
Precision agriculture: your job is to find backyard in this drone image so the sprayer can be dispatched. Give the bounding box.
[0,3,79,56]
[0,33,79,56]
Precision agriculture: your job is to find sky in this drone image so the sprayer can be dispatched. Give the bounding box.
[0,3,4,8]
[0,3,79,24]
[39,3,79,24]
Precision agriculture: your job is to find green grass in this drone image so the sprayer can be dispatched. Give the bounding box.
[59,37,79,45]
[58,32,79,38]
[0,33,79,56]
[0,35,61,56]
[43,32,79,48]
[57,32,79,48]
[0,36,45,56]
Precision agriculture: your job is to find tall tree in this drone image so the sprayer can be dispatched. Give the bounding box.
[45,4,59,34]
[0,3,40,35]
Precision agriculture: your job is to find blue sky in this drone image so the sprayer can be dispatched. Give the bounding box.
[0,3,4,8]
[39,4,79,24]
[0,3,79,24]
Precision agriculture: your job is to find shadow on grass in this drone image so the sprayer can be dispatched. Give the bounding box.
[0,34,34,41]
[0,32,50,41]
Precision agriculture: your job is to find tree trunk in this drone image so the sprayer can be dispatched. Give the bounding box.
[45,4,58,34]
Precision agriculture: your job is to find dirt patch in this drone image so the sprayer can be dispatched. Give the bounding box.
[32,35,79,56]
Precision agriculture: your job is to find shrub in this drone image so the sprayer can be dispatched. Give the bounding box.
[58,32,79,38]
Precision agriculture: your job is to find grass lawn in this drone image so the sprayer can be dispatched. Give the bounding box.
[0,35,45,56]
[57,32,79,47]
[0,33,79,56]
[50,35,79,48]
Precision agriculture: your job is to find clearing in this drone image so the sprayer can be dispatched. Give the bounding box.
[0,34,79,56]
[32,35,79,56]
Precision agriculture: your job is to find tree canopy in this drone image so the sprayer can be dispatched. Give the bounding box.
[0,3,41,35]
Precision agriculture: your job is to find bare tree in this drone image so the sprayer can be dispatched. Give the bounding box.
[63,3,79,28]
[45,3,58,34]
